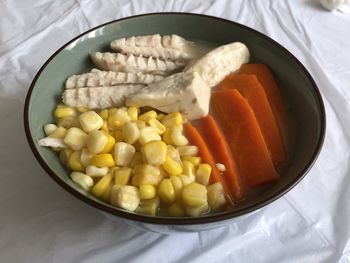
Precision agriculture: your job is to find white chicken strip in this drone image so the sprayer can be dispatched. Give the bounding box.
[185,42,249,88]
[126,72,210,120]
[90,52,185,76]
[65,69,164,89]
[110,34,205,60]
[63,85,145,109]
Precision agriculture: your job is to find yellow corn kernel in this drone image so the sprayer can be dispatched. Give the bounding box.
[54,106,76,119]
[80,148,94,167]
[109,166,120,175]
[79,111,103,133]
[196,163,211,186]
[166,145,182,164]
[158,179,175,204]
[86,165,108,177]
[101,178,114,203]
[64,127,87,151]
[185,203,209,217]
[114,167,132,185]
[57,116,80,129]
[182,161,195,182]
[148,119,166,135]
[133,120,146,129]
[162,129,173,145]
[136,197,160,216]
[162,156,182,176]
[130,152,143,168]
[122,122,140,144]
[139,126,161,145]
[108,108,131,130]
[99,109,109,120]
[170,175,183,200]
[181,156,201,167]
[101,121,109,133]
[68,151,84,172]
[182,182,207,207]
[92,173,113,198]
[161,112,183,127]
[100,132,115,153]
[70,172,93,191]
[156,113,165,121]
[159,166,169,179]
[177,145,198,156]
[139,185,156,200]
[44,124,58,136]
[77,106,89,113]
[167,202,186,217]
[114,142,135,167]
[179,174,193,186]
[138,110,157,122]
[110,185,140,211]
[132,164,161,186]
[49,126,67,139]
[207,182,226,211]
[90,153,115,167]
[114,130,124,142]
[59,148,72,166]
[127,107,139,121]
[86,130,108,154]
[108,107,117,116]
[170,126,188,146]
[142,141,167,166]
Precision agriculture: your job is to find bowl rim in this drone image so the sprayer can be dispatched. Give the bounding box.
[23,12,326,225]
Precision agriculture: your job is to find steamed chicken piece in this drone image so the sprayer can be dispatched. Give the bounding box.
[63,85,145,109]
[126,72,210,120]
[185,42,249,88]
[111,34,207,61]
[90,52,185,76]
[65,69,164,89]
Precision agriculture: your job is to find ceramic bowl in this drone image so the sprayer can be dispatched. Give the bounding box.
[24,13,326,233]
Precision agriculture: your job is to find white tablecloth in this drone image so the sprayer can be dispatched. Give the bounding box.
[1,0,350,262]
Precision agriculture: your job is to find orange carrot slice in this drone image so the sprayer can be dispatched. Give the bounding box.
[218,74,287,165]
[238,63,288,149]
[198,115,243,200]
[184,123,230,194]
[211,89,279,186]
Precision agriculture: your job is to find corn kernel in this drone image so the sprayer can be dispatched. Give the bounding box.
[68,151,84,172]
[156,113,165,121]
[138,110,157,122]
[122,122,140,144]
[101,121,109,133]
[133,120,146,129]
[179,174,193,186]
[162,129,173,145]
[196,163,211,185]
[216,163,226,172]
[158,179,175,204]
[92,173,113,198]
[108,108,131,130]
[130,152,143,168]
[86,165,108,177]
[99,109,109,120]
[101,132,115,153]
[181,156,201,167]
[80,148,94,167]
[114,167,132,185]
[59,148,72,166]
[170,126,188,146]
[54,106,76,118]
[136,197,160,216]
[170,175,183,200]
[167,202,185,217]
[57,116,80,129]
[127,107,139,121]
[162,156,182,176]
[182,161,195,182]
[79,111,103,133]
[182,182,207,206]
[64,127,88,151]
[110,185,140,211]
[142,141,167,166]
[139,185,156,200]
[49,126,67,139]
[207,182,226,211]
[148,119,166,135]
[77,107,89,113]
[90,153,115,167]
[132,164,161,186]
[114,142,135,167]
[166,145,182,164]
[139,126,161,145]
[108,107,117,116]
[185,203,209,217]
[86,130,108,154]
[161,112,183,127]
[101,179,114,203]
[177,145,198,156]
[70,172,93,191]
[114,130,124,142]
[44,124,57,136]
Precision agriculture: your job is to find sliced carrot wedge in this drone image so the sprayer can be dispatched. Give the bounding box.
[218,74,287,165]
[211,89,279,186]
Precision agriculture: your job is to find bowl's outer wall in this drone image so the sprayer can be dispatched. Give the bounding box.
[26,13,325,226]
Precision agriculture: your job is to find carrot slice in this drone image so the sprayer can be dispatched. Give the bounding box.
[211,89,279,186]
[218,74,287,165]
[184,123,230,194]
[238,63,288,149]
[197,115,243,200]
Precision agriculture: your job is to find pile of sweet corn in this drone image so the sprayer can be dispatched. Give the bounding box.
[39,105,227,217]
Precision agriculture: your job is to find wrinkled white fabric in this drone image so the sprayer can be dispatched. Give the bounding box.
[1,0,350,262]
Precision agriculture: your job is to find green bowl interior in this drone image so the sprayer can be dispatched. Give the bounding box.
[26,14,324,223]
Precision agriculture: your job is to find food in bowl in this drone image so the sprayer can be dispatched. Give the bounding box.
[38,33,289,217]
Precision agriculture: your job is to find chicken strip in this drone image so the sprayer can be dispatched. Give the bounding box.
[63,85,145,109]
[90,52,185,76]
[126,72,210,120]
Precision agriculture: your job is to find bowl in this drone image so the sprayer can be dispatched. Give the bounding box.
[24,13,326,233]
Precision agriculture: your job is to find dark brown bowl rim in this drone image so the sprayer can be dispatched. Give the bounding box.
[23,12,326,225]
